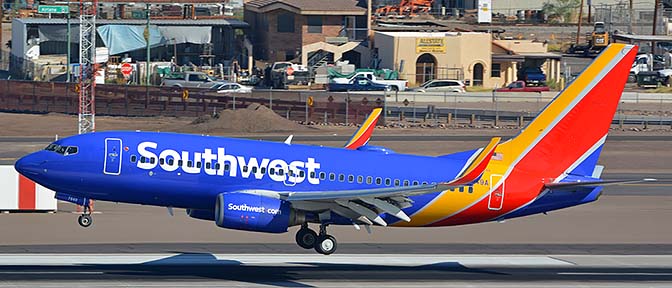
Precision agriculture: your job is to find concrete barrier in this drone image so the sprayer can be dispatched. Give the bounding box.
[0,166,57,211]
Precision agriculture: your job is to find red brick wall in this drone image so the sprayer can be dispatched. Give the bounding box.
[267,10,303,62]
[301,15,343,46]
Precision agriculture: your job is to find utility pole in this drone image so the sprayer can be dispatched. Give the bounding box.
[66,0,71,82]
[576,0,585,45]
[628,0,633,34]
[653,0,660,35]
[587,0,591,24]
[145,3,151,86]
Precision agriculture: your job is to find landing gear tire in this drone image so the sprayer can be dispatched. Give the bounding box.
[78,214,92,227]
[314,234,337,255]
[295,227,318,249]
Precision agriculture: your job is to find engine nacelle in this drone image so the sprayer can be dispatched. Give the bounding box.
[186,208,215,221]
[215,192,303,233]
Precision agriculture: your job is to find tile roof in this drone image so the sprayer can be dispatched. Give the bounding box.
[246,0,366,14]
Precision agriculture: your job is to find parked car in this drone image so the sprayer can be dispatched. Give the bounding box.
[408,79,466,93]
[327,76,391,92]
[161,72,218,88]
[211,82,253,93]
[495,81,550,92]
[330,71,408,91]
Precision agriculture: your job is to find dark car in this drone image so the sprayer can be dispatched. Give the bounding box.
[327,76,391,92]
[520,67,546,85]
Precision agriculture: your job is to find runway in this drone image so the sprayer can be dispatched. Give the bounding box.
[0,253,670,287]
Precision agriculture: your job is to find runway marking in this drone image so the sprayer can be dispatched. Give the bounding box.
[558,272,672,276]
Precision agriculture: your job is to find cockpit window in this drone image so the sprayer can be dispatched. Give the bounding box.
[44,143,78,156]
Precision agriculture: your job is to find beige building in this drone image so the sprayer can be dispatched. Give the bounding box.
[374,31,493,87]
[373,31,562,88]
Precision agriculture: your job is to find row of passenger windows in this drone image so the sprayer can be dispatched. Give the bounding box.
[128,154,474,192]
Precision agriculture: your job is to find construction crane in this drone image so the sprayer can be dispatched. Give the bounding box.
[78,0,97,134]
[375,0,434,19]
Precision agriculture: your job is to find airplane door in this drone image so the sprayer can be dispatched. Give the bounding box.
[488,174,504,210]
[103,138,122,175]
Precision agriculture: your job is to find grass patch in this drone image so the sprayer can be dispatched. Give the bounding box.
[466,86,494,92]
[643,86,672,93]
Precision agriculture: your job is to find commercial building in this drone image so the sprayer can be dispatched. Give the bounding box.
[244,0,370,70]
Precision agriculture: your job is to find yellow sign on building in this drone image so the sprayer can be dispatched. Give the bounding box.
[416,38,446,53]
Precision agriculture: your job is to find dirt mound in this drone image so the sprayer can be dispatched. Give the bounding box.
[187,103,310,134]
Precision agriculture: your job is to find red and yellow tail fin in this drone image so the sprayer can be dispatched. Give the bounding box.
[344,108,382,150]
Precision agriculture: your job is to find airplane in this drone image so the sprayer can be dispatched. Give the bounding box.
[15,44,653,255]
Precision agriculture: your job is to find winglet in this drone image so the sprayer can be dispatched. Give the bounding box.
[345,108,382,150]
[446,137,501,186]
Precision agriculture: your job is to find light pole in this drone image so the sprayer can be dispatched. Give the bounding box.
[66,0,70,82]
[144,3,150,85]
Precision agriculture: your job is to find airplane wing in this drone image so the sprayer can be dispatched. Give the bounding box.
[344,108,382,150]
[279,137,501,226]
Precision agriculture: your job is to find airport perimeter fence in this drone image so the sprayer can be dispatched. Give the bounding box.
[1,79,671,127]
[0,80,385,125]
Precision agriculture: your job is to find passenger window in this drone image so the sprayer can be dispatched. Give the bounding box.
[299,171,305,177]
[403,180,410,186]
[270,168,275,174]
[243,166,248,172]
[339,174,345,182]
[178,160,183,166]
[366,176,373,184]
[206,162,211,169]
[150,158,156,164]
[329,173,336,181]
[159,158,165,165]
[215,163,221,170]
[422,181,428,185]
[413,181,419,186]
[319,172,326,180]
[261,167,267,174]
[288,170,294,176]
[140,156,147,163]
[196,162,202,168]
[376,177,382,185]
[187,160,193,167]
[225,164,230,171]
[168,159,174,165]
[468,187,473,193]
[252,167,257,173]
[357,176,363,183]
[459,187,464,192]
[394,179,400,186]
[130,155,137,163]
[279,169,284,175]
[385,178,391,186]
[348,175,354,183]
[310,171,316,178]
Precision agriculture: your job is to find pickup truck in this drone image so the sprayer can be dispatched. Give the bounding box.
[520,67,546,85]
[327,76,391,92]
[331,71,407,91]
[161,72,219,88]
[495,81,550,92]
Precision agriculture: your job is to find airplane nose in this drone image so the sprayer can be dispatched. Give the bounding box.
[14,153,43,176]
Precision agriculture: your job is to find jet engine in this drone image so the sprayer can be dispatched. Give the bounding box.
[215,192,305,233]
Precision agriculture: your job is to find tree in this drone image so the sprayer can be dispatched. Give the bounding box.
[543,0,580,23]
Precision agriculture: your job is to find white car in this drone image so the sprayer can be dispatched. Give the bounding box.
[211,82,253,93]
[410,79,466,93]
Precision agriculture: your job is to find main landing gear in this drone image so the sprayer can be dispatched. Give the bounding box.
[77,205,93,228]
[295,223,337,255]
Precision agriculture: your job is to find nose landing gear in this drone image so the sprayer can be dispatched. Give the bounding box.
[77,205,93,228]
[295,224,337,255]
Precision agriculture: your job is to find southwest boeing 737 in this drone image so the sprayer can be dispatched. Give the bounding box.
[15,44,652,255]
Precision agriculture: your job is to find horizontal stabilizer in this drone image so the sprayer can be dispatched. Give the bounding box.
[545,178,656,189]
